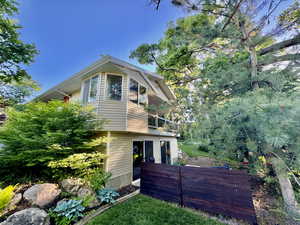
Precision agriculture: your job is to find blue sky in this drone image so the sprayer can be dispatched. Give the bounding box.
[17,0,183,94]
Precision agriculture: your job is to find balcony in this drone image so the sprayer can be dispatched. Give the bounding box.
[148,114,178,133]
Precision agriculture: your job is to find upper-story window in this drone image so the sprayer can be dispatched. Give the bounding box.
[129,79,138,104]
[106,74,122,101]
[82,75,99,104]
[129,78,147,106]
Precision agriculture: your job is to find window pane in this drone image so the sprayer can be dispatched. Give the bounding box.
[129,79,138,104]
[139,85,147,106]
[82,79,90,104]
[89,75,98,102]
[160,141,171,164]
[145,141,154,163]
[107,75,122,100]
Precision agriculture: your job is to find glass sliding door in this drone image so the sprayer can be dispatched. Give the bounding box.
[145,141,154,163]
[132,141,144,181]
[160,141,171,164]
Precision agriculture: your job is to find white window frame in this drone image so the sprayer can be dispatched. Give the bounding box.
[105,73,124,101]
[81,74,100,104]
[160,140,172,164]
[132,139,154,162]
[129,78,148,106]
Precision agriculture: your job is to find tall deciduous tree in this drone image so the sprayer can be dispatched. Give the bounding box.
[132,0,300,217]
[0,0,38,108]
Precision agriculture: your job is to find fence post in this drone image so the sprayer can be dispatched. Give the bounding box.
[178,166,183,207]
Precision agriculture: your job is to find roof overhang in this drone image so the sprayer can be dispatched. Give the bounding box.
[34,55,176,102]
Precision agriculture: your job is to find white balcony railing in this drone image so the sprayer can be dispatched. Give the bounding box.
[148,114,178,132]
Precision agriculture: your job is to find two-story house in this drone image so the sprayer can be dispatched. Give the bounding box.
[36,56,179,188]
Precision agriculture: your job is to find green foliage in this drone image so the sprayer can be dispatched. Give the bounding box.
[53,199,85,221]
[0,0,37,83]
[0,79,40,107]
[96,188,119,204]
[0,100,106,184]
[48,210,72,225]
[85,169,111,192]
[0,185,14,212]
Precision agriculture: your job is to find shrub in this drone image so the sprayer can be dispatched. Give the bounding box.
[48,211,72,225]
[85,169,111,191]
[96,188,119,204]
[53,199,85,221]
[0,185,15,212]
[0,100,107,184]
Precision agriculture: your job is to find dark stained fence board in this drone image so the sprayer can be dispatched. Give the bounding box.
[140,163,257,225]
[140,163,181,204]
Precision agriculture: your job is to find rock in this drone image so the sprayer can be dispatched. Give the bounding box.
[23,184,61,208]
[60,178,100,208]
[0,208,50,225]
[10,193,22,207]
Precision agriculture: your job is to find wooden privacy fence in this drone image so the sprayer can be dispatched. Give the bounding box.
[140,163,257,225]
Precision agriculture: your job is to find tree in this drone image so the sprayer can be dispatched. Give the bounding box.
[0,0,39,109]
[0,100,107,184]
[132,0,300,217]
[0,0,37,83]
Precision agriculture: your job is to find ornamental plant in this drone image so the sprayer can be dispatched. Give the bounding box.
[53,199,85,221]
[96,188,120,204]
[0,185,15,213]
[0,100,106,184]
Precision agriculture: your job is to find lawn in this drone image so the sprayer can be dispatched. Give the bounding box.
[179,142,210,158]
[87,195,225,225]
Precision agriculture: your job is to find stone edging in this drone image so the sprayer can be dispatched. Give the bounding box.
[75,189,140,225]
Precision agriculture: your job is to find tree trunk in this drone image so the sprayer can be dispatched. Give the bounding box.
[271,157,300,218]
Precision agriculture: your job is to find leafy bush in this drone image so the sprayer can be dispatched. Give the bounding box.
[96,188,120,204]
[85,169,111,191]
[48,211,72,225]
[0,185,15,212]
[0,100,107,184]
[53,199,85,221]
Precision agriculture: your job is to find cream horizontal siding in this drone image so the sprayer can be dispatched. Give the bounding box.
[106,132,179,183]
[96,72,128,131]
[125,68,151,133]
[70,90,81,102]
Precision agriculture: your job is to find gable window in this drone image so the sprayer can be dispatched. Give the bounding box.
[107,74,122,100]
[82,75,99,104]
[129,79,138,104]
[129,78,147,106]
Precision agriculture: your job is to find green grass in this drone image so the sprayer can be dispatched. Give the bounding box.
[179,143,210,158]
[87,195,225,225]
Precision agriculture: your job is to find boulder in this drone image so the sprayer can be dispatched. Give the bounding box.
[60,178,100,208]
[60,178,95,197]
[0,208,50,225]
[23,184,61,208]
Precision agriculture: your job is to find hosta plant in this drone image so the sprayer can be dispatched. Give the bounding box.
[96,188,119,204]
[53,199,85,221]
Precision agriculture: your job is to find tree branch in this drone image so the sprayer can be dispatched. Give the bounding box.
[259,53,300,66]
[221,0,244,32]
[258,34,300,56]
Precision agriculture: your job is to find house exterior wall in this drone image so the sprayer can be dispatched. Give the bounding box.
[105,131,178,189]
[96,72,128,131]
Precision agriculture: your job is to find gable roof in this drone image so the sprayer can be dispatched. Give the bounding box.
[35,55,176,102]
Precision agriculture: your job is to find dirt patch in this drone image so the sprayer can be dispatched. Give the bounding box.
[182,152,215,167]
[251,177,300,225]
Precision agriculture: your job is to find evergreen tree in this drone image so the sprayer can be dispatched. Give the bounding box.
[132,0,300,217]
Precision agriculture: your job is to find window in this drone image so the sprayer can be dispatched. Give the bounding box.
[129,79,138,104]
[145,141,154,163]
[160,141,171,164]
[139,85,147,106]
[82,75,99,104]
[107,74,122,100]
[129,78,147,106]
